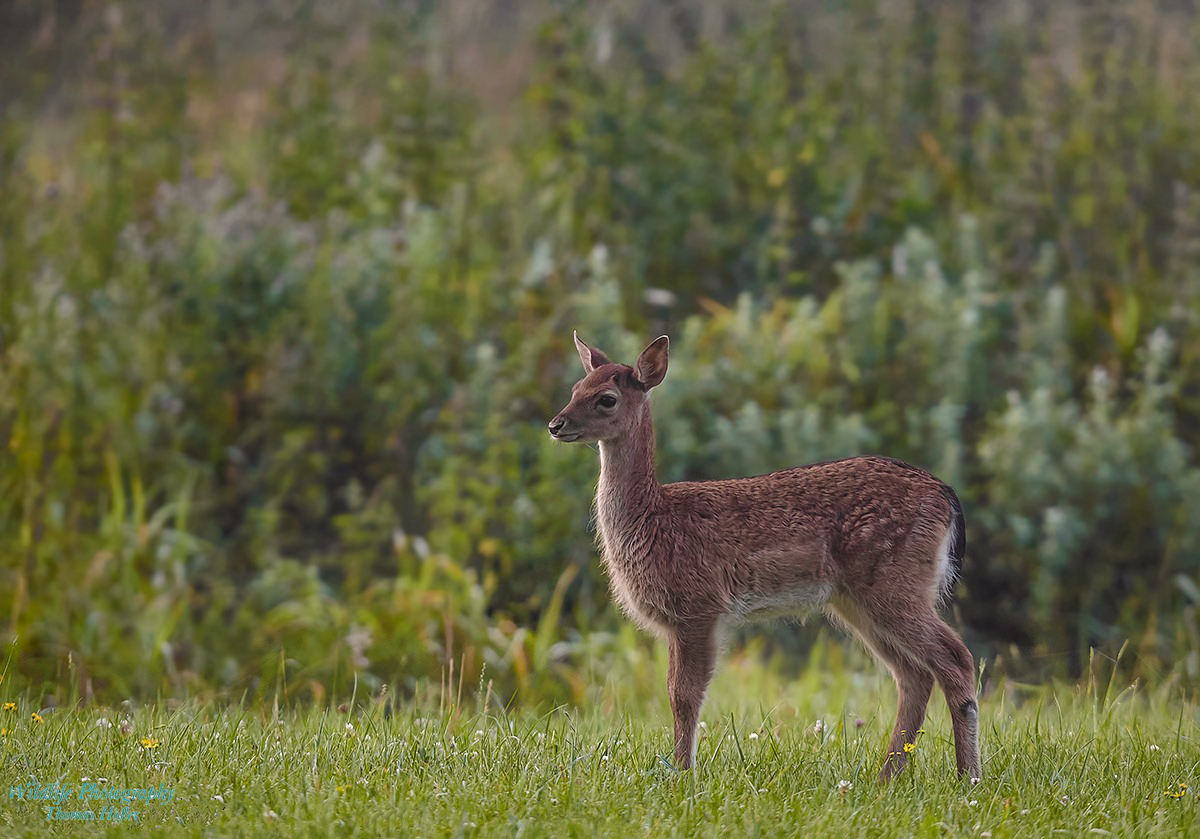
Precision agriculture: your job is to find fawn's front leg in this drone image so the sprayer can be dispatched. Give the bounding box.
[667,627,717,769]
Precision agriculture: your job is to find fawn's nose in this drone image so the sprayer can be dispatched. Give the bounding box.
[548,417,566,436]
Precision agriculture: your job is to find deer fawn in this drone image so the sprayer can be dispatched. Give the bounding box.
[548,333,981,781]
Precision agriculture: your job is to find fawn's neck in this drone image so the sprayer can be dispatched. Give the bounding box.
[597,402,662,522]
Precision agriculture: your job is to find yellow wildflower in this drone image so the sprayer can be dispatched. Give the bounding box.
[1165,783,1189,800]
[141,737,161,750]
[31,712,43,724]
[2,702,15,712]
[904,742,916,754]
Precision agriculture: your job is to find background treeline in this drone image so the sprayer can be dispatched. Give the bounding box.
[2,0,1199,706]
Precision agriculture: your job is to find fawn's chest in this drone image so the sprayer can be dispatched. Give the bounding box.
[594,487,671,635]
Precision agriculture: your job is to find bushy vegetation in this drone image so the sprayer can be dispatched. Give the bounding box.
[2,0,1200,706]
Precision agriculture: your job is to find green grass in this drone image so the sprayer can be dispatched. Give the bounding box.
[1,651,1198,837]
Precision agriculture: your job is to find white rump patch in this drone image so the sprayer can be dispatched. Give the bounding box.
[934,519,956,604]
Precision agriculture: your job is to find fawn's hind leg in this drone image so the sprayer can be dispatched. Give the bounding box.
[874,643,935,781]
[859,604,982,780]
[667,626,717,770]
[925,618,982,779]
[828,600,935,780]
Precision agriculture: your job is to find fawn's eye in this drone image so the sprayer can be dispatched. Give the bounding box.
[597,394,617,409]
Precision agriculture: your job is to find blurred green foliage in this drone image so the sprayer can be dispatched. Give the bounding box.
[1,1,1200,704]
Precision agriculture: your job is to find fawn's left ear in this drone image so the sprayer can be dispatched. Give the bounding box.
[574,331,611,374]
[635,336,669,389]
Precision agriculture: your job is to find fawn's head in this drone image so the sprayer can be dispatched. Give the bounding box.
[548,332,669,443]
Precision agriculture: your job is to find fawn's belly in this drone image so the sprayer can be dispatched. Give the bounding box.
[726,583,834,625]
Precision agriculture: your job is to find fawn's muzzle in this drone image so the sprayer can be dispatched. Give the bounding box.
[548,416,580,441]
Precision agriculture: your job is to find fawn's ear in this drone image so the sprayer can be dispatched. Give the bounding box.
[574,331,611,374]
[635,335,669,389]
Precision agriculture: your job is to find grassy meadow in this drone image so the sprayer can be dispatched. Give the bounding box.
[3,644,1199,837]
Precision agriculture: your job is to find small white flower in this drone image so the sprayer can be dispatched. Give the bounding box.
[970,776,981,785]
[474,729,484,739]
[837,780,852,794]
[95,718,112,729]
[698,721,707,729]
[968,799,978,807]
[1021,809,1030,815]
[212,794,225,803]
[748,732,759,741]
[812,719,825,736]
[981,832,992,838]
[97,777,108,785]
[601,754,610,762]
[264,808,278,820]
[81,776,91,782]
[1149,744,1160,752]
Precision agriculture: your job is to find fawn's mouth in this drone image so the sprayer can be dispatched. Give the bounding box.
[549,430,582,442]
